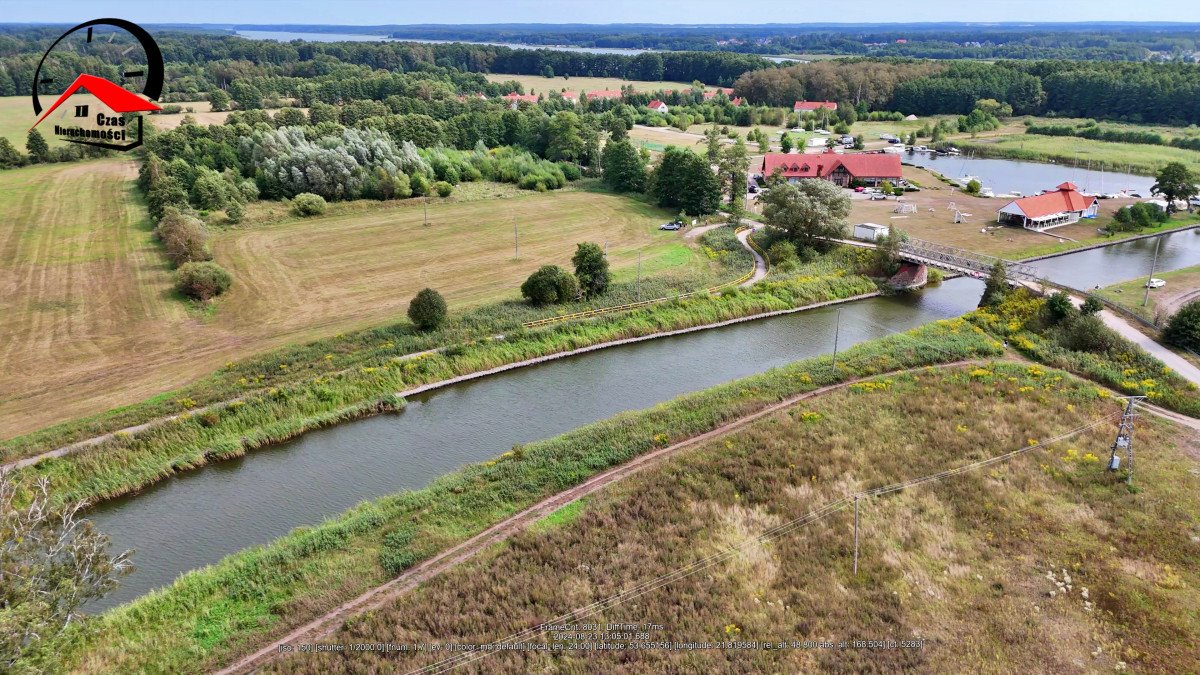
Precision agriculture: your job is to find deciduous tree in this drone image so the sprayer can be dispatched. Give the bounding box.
[572,242,611,298]
[760,178,851,247]
[1,472,132,667]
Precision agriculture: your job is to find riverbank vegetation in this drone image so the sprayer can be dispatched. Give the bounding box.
[7,268,877,507]
[279,362,1200,674]
[23,317,1003,673]
[972,288,1200,417]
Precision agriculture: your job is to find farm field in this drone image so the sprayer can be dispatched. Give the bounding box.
[0,160,695,437]
[1096,264,1200,325]
[271,362,1200,674]
[846,166,1199,259]
[484,73,700,96]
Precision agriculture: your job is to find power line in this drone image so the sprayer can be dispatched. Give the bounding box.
[406,411,1117,675]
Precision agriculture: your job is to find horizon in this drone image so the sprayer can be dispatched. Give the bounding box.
[4,0,1198,26]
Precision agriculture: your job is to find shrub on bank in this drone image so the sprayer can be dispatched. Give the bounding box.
[290,192,327,217]
[176,262,232,301]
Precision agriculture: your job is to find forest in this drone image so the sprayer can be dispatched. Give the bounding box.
[4,27,1200,125]
[368,22,1200,60]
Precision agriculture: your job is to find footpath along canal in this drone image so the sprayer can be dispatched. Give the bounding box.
[87,229,1200,609]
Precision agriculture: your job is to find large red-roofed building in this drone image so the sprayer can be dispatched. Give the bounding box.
[794,100,837,112]
[996,182,1099,231]
[586,89,624,100]
[760,151,902,187]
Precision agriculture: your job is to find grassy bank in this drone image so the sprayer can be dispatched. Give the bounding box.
[283,363,1200,674]
[969,289,1200,417]
[1094,264,1200,325]
[956,133,1200,176]
[13,271,878,507]
[29,318,1003,673]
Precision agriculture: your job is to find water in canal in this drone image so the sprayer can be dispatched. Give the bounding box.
[85,228,1200,609]
[903,152,1154,197]
[88,277,982,609]
[1029,228,1200,290]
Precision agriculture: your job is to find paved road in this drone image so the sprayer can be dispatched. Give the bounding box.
[737,225,769,286]
[1095,308,1200,387]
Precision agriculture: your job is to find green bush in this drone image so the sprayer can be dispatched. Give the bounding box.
[407,288,447,330]
[1163,300,1200,352]
[176,261,232,301]
[521,265,579,306]
[291,192,327,217]
[434,181,453,197]
[155,208,211,267]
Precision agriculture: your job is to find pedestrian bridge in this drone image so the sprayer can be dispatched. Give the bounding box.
[898,237,1042,282]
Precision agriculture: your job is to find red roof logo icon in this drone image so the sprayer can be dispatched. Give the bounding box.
[31,73,160,130]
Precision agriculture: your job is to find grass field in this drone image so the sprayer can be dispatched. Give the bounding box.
[959,133,1200,177]
[484,73,702,97]
[273,362,1200,674]
[849,166,1200,259]
[1096,264,1200,325]
[0,161,697,438]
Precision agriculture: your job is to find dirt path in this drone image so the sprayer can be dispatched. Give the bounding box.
[218,359,988,674]
[217,357,1200,674]
[1161,286,1200,319]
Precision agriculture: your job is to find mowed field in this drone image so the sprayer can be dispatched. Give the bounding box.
[0,160,691,437]
[485,73,701,96]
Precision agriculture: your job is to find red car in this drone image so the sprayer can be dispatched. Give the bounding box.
[854,186,866,192]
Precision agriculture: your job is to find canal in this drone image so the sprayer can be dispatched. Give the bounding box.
[903,152,1155,197]
[86,229,1200,610]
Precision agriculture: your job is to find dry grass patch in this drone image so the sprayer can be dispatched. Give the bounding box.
[276,363,1200,674]
[0,166,699,437]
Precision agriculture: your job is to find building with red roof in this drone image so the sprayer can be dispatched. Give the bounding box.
[502,92,539,108]
[760,150,902,187]
[794,100,837,112]
[586,89,623,100]
[730,97,744,106]
[996,182,1099,231]
[647,99,669,113]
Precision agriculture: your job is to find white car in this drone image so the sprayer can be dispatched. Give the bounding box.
[814,129,830,135]
[1145,278,1166,289]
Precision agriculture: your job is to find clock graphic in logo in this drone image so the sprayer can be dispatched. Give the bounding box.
[30,18,164,151]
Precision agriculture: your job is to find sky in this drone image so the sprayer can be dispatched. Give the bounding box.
[4,0,1199,25]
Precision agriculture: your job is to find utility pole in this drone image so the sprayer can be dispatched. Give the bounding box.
[514,223,519,259]
[423,195,429,227]
[1142,236,1162,307]
[831,309,842,368]
[852,494,860,575]
[1108,397,1144,485]
[604,240,608,257]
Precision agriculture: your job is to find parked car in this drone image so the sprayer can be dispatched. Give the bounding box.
[887,138,901,144]
[659,221,682,231]
[1145,278,1166,289]
[747,184,759,194]
[854,186,866,193]
[814,129,830,135]
[869,193,888,200]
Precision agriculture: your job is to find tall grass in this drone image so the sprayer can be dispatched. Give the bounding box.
[31,318,1002,674]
